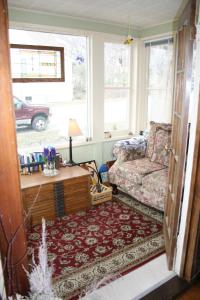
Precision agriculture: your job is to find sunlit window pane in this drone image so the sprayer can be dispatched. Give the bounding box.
[9,29,88,150]
[148,89,173,123]
[146,40,173,125]
[149,44,173,90]
[104,42,130,132]
[105,88,129,131]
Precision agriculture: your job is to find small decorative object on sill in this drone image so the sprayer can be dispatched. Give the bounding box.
[139,130,144,136]
[104,131,111,138]
[43,146,58,177]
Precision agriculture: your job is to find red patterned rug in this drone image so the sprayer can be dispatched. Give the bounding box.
[28,193,164,299]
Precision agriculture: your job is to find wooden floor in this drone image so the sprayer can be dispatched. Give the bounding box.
[176,281,200,299]
[141,275,200,300]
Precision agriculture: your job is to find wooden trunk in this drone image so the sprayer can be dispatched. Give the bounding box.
[21,166,91,225]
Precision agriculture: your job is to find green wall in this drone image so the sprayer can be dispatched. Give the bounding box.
[9,8,177,38]
[9,8,139,37]
[140,20,178,38]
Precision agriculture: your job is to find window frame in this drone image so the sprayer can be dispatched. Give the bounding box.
[103,39,133,136]
[144,36,175,127]
[9,25,137,150]
[9,29,90,151]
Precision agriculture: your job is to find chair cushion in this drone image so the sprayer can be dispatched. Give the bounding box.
[141,168,168,211]
[146,121,172,158]
[114,158,165,186]
[150,127,171,166]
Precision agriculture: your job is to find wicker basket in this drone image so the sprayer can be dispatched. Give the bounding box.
[90,184,112,205]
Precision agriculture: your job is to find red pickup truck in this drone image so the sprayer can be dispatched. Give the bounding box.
[14,96,50,131]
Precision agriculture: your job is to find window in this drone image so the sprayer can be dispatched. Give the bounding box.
[145,38,174,125]
[104,42,131,132]
[9,29,89,150]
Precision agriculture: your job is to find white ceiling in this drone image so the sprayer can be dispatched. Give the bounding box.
[8,0,185,29]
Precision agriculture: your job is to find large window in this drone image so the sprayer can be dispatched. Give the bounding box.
[9,29,89,150]
[104,42,131,132]
[146,38,174,125]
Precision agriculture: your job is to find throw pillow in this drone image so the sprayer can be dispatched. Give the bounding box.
[150,128,171,166]
[146,121,172,158]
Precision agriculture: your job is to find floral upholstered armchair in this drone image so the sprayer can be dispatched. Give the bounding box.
[108,122,172,211]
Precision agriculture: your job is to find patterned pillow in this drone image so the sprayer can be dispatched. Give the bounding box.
[150,128,171,166]
[146,121,172,158]
[112,136,147,162]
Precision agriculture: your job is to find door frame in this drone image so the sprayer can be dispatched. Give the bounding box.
[0,0,28,295]
[1,0,200,295]
[164,0,196,270]
[175,17,200,278]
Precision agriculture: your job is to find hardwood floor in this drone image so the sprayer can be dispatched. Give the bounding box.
[176,281,200,300]
[141,276,200,300]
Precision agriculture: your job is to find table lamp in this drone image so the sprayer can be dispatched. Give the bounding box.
[66,118,82,166]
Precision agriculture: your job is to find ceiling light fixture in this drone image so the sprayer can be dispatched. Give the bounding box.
[124,19,134,45]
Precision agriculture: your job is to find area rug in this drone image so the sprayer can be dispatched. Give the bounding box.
[27,193,164,299]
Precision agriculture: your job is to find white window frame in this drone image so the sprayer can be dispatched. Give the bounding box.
[9,26,92,150]
[141,34,176,130]
[103,36,135,137]
[9,23,138,151]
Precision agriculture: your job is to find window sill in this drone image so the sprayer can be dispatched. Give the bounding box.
[18,135,135,153]
[56,135,134,150]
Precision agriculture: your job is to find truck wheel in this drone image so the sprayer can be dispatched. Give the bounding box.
[32,116,47,131]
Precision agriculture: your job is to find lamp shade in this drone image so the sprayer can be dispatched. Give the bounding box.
[68,118,82,137]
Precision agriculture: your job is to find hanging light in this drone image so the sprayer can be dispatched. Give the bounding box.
[124,19,134,45]
[124,35,134,45]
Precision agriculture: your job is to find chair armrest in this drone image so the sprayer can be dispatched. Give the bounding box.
[113,136,147,163]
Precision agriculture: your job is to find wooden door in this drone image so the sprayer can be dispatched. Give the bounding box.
[0,0,28,295]
[164,0,196,269]
[183,91,200,279]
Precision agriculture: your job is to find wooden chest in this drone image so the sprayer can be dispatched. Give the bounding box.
[21,166,91,225]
